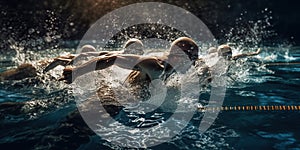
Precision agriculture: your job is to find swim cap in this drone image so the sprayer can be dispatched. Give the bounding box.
[123,38,144,55]
[169,37,199,61]
[217,44,232,59]
[81,45,96,53]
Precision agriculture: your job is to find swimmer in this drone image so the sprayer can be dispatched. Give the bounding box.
[216,44,261,60]
[0,63,37,81]
[201,44,261,68]
[61,37,199,84]
[202,44,262,83]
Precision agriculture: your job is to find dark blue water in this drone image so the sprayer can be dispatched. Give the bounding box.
[0,47,299,149]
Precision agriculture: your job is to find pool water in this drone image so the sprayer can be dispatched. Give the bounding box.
[0,46,299,149]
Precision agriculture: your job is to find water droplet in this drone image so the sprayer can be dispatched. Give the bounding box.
[45,36,52,43]
[28,28,35,34]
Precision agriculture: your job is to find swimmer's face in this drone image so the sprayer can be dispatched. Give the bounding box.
[168,49,193,73]
[217,45,232,60]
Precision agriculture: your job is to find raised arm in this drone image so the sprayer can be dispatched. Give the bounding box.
[69,51,125,64]
[232,48,261,60]
[43,54,76,72]
[44,51,125,73]
[61,54,149,83]
[73,52,103,61]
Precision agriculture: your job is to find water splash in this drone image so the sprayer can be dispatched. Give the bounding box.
[224,8,276,48]
[1,5,299,149]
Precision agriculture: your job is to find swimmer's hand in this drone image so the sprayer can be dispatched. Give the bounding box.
[44,56,74,73]
[255,48,262,54]
[60,63,94,83]
[59,67,74,84]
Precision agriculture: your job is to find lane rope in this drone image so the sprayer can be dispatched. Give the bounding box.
[265,62,300,66]
[197,105,300,112]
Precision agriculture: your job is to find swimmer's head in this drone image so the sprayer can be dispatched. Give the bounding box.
[169,37,199,61]
[217,44,232,60]
[81,45,96,53]
[123,38,144,55]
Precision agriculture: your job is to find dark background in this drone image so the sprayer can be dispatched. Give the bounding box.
[1,0,300,51]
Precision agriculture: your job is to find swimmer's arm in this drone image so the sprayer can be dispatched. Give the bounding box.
[68,51,124,65]
[71,55,121,76]
[62,54,163,83]
[109,55,164,80]
[54,54,76,60]
[61,55,116,83]
[43,54,76,72]
[72,51,110,61]
[67,52,105,65]
[61,54,144,83]
[78,52,103,58]
[232,48,261,60]
[44,53,103,72]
